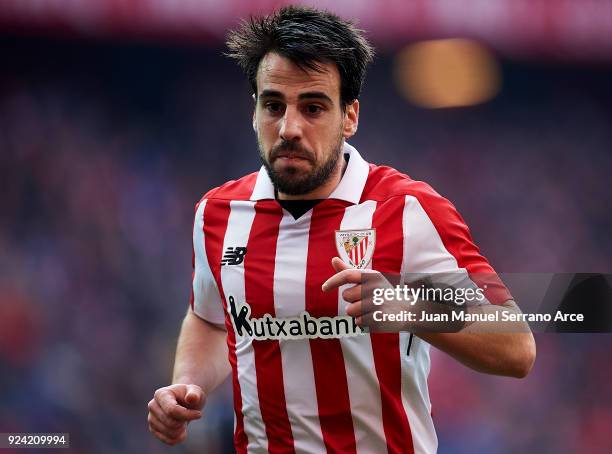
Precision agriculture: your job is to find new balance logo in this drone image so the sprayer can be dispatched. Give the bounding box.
[221,246,247,266]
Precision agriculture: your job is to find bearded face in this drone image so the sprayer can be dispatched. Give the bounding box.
[259,132,343,196]
[253,52,358,198]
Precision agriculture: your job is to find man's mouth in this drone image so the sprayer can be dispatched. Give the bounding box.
[272,150,313,163]
[277,153,309,161]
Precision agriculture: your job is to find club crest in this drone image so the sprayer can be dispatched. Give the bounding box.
[335,229,376,269]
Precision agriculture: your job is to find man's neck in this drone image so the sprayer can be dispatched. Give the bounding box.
[276,153,349,201]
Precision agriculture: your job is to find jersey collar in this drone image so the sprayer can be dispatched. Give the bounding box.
[250,142,370,204]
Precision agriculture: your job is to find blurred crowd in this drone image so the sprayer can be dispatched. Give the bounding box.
[1,36,611,453]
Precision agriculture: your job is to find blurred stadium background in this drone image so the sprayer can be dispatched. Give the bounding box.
[1,1,611,453]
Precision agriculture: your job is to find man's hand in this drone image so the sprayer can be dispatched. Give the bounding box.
[322,257,365,324]
[322,257,396,326]
[321,257,465,332]
[147,383,205,445]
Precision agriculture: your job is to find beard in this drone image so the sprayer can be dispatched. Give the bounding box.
[258,132,344,197]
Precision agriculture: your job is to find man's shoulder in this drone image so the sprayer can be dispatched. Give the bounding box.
[362,163,445,206]
[196,171,260,206]
[364,163,474,251]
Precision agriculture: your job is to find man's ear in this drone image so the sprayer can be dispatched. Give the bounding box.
[342,100,359,139]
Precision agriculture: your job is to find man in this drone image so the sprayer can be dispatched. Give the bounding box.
[147,6,536,453]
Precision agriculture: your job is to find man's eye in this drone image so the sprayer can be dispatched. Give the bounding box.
[306,105,323,114]
[265,102,283,113]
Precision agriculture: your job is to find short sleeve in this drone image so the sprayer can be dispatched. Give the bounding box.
[400,187,512,305]
[190,199,226,324]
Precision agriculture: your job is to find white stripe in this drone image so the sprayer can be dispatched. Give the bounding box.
[399,195,442,453]
[220,201,267,453]
[273,211,326,454]
[192,199,225,324]
[339,200,389,454]
[401,195,462,273]
[401,195,486,301]
[400,334,436,454]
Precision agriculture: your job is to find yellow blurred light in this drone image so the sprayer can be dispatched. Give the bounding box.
[393,38,501,109]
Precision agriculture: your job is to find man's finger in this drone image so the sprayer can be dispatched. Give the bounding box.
[331,257,351,273]
[168,405,202,422]
[342,284,362,303]
[183,384,205,410]
[148,419,176,445]
[156,390,202,422]
[155,389,177,414]
[148,399,184,429]
[148,412,185,439]
[322,268,362,292]
[346,301,362,318]
[346,299,382,319]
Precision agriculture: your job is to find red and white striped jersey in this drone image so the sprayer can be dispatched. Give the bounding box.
[190,143,511,454]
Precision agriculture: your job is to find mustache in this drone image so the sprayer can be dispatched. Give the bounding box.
[269,141,314,162]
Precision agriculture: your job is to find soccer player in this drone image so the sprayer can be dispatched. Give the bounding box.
[147,6,536,453]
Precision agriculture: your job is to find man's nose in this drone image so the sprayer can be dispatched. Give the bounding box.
[279,106,303,142]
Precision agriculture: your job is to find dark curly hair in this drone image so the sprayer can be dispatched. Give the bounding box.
[225,5,375,108]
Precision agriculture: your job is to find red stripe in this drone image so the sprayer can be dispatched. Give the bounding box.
[371,196,414,454]
[305,202,357,453]
[244,201,295,454]
[359,238,365,262]
[189,253,195,311]
[361,239,365,262]
[203,199,248,454]
[206,171,258,200]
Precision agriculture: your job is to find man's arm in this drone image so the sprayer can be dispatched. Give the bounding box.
[323,258,536,379]
[419,301,536,378]
[172,308,231,391]
[147,309,230,445]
